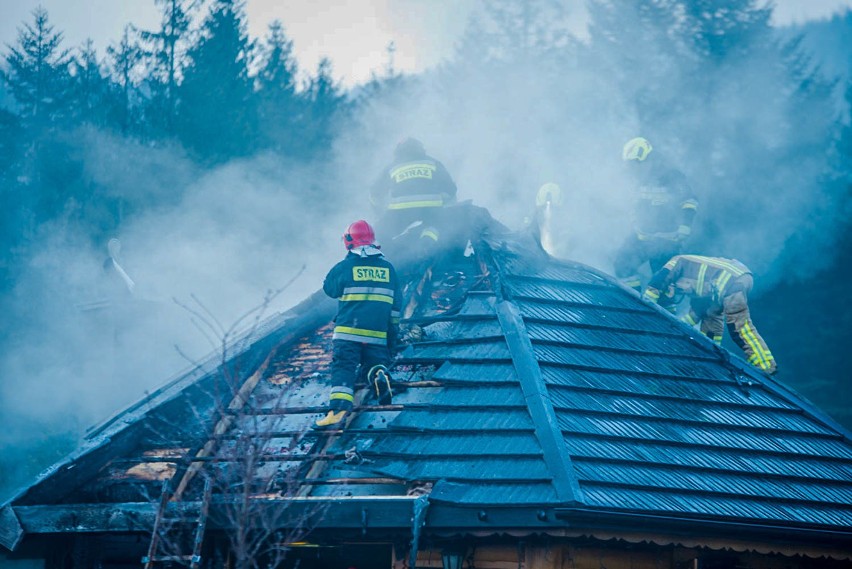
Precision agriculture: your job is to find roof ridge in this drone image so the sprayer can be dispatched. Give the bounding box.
[495,298,584,506]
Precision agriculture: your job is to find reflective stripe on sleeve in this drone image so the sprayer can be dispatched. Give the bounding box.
[741,322,774,370]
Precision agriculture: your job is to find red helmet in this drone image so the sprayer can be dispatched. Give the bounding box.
[343,220,376,250]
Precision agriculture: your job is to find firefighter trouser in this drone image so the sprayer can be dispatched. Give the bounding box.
[614,234,682,291]
[328,339,391,411]
[696,275,776,374]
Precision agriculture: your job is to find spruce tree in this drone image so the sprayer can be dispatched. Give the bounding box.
[140,0,192,135]
[68,39,111,126]
[177,0,257,162]
[255,20,303,156]
[3,7,71,126]
[304,57,344,159]
[106,25,144,135]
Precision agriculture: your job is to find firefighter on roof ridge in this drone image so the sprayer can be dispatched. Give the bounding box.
[370,137,458,260]
[642,255,777,375]
[314,220,401,430]
[615,136,699,291]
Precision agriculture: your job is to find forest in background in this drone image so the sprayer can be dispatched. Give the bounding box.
[1,0,850,498]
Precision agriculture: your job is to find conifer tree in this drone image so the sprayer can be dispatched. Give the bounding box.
[304,57,345,159]
[106,25,144,135]
[69,39,111,126]
[177,0,257,162]
[482,0,573,61]
[3,7,71,126]
[140,0,193,134]
[255,20,303,156]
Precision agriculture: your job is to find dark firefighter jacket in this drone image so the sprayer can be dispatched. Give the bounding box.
[323,250,402,346]
[371,154,458,212]
[644,255,750,306]
[632,164,698,237]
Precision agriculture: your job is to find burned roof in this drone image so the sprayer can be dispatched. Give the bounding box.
[2,216,852,556]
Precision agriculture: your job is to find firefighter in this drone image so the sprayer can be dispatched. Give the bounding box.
[642,255,777,375]
[370,137,458,261]
[614,137,698,291]
[314,220,402,430]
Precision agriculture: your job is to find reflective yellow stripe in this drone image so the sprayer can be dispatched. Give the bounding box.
[741,322,773,370]
[682,255,747,277]
[696,263,708,295]
[330,392,354,402]
[421,229,439,241]
[714,272,732,296]
[713,260,746,276]
[388,200,443,210]
[712,335,723,345]
[340,293,394,304]
[681,199,698,210]
[333,326,387,339]
[622,274,642,288]
[682,313,698,326]
[643,288,660,302]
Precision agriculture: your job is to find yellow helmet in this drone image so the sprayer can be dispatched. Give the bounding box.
[536,182,562,207]
[622,137,653,162]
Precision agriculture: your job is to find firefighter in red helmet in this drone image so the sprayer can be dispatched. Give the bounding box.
[314,220,402,429]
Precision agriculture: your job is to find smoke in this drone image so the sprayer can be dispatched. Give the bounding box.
[1,0,848,497]
[339,3,846,291]
[0,131,367,496]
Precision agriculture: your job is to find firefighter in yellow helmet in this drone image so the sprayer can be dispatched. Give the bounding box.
[642,255,777,375]
[615,137,699,291]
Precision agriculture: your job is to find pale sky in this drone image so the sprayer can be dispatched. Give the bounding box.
[0,0,850,87]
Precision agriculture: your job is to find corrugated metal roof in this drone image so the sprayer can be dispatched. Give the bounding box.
[370,456,552,481]
[6,227,852,549]
[377,408,535,432]
[549,389,834,434]
[516,299,677,334]
[406,340,513,362]
[564,436,852,480]
[430,480,560,505]
[506,278,641,310]
[557,414,852,458]
[431,361,519,383]
[573,461,852,504]
[534,344,727,379]
[540,365,796,408]
[364,432,542,457]
[580,485,852,528]
[526,321,709,357]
